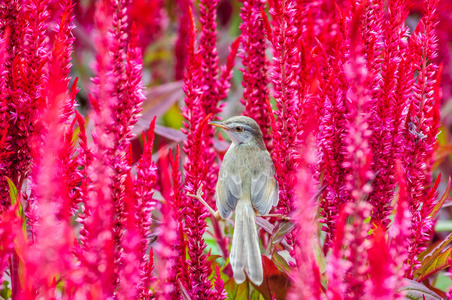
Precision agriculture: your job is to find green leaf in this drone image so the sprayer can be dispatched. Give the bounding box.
[250,289,265,300]
[269,221,296,254]
[225,278,249,300]
[272,251,292,275]
[0,281,11,299]
[5,177,26,233]
[5,176,18,205]
[415,247,451,282]
[414,233,452,281]
[207,255,222,262]
[400,279,442,300]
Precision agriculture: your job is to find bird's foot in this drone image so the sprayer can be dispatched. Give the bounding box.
[186,184,222,221]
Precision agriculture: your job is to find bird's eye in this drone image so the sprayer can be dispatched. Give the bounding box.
[235,126,244,132]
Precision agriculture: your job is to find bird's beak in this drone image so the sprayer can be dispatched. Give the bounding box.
[209,121,229,130]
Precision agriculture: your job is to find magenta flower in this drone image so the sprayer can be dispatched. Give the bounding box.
[388,162,412,298]
[366,226,394,300]
[403,0,440,277]
[288,138,322,300]
[181,8,215,298]
[238,0,272,147]
[116,174,142,300]
[367,0,411,229]
[0,0,49,211]
[316,19,349,252]
[198,0,238,210]
[79,0,117,294]
[267,0,299,217]
[135,119,158,298]
[168,146,189,299]
[174,0,192,80]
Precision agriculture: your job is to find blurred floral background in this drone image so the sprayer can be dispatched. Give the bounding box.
[1,0,452,299]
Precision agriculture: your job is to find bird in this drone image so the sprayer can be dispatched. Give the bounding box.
[209,116,279,286]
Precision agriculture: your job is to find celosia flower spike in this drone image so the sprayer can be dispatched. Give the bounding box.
[403,0,440,277]
[198,0,238,211]
[366,226,395,300]
[367,0,411,228]
[80,0,117,295]
[238,0,272,147]
[0,28,11,210]
[174,0,193,80]
[388,161,412,298]
[268,0,300,217]
[316,16,349,252]
[341,5,375,298]
[199,0,220,116]
[117,174,141,300]
[288,137,322,300]
[181,7,216,298]
[167,145,189,299]
[135,118,159,298]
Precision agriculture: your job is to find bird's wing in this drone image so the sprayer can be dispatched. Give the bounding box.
[251,151,279,216]
[216,165,242,218]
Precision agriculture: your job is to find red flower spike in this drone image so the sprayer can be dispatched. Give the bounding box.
[1,0,50,218]
[388,161,412,298]
[367,226,395,299]
[198,0,238,213]
[182,6,218,298]
[326,207,349,298]
[135,117,158,299]
[316,20,350,252]
[239,0,272,148]
[116,174,141,300]
[403,0,441,277]
[79,0,117,296]
[0,30,12,210]
[268,0,300,222]
[288,137,322,300]
[167,146,190,299]
[174,0,193,80]
[367,0,412,229]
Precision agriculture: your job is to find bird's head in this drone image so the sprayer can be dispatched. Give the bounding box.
[209,116,265,148]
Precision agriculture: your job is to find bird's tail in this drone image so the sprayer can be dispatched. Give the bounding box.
[230,199,263,286]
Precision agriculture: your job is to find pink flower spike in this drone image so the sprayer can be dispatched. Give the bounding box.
[174,0,193,80]
[402,0,441,277]
[135,117,159,298]
[167,146,189,299]
[366,226,395,300]
[317,19,349,253]
[288,137,322,300]
[117,174,141,300]
[218,36,240,102]
[239,0,272,148]
[367,0,411,229]
[268,0,300,218]
[182,9,221,296]
[388,161,412,298]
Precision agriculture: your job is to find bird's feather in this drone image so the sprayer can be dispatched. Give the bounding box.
[251,151,279,215]
[216,167,242,218]
[230,200,263,285]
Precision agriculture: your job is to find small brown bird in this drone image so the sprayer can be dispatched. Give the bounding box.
[210,116,279,286]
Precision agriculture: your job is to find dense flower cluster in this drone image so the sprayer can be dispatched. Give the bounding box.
[238,0,271,147]
[0,0,451,298]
